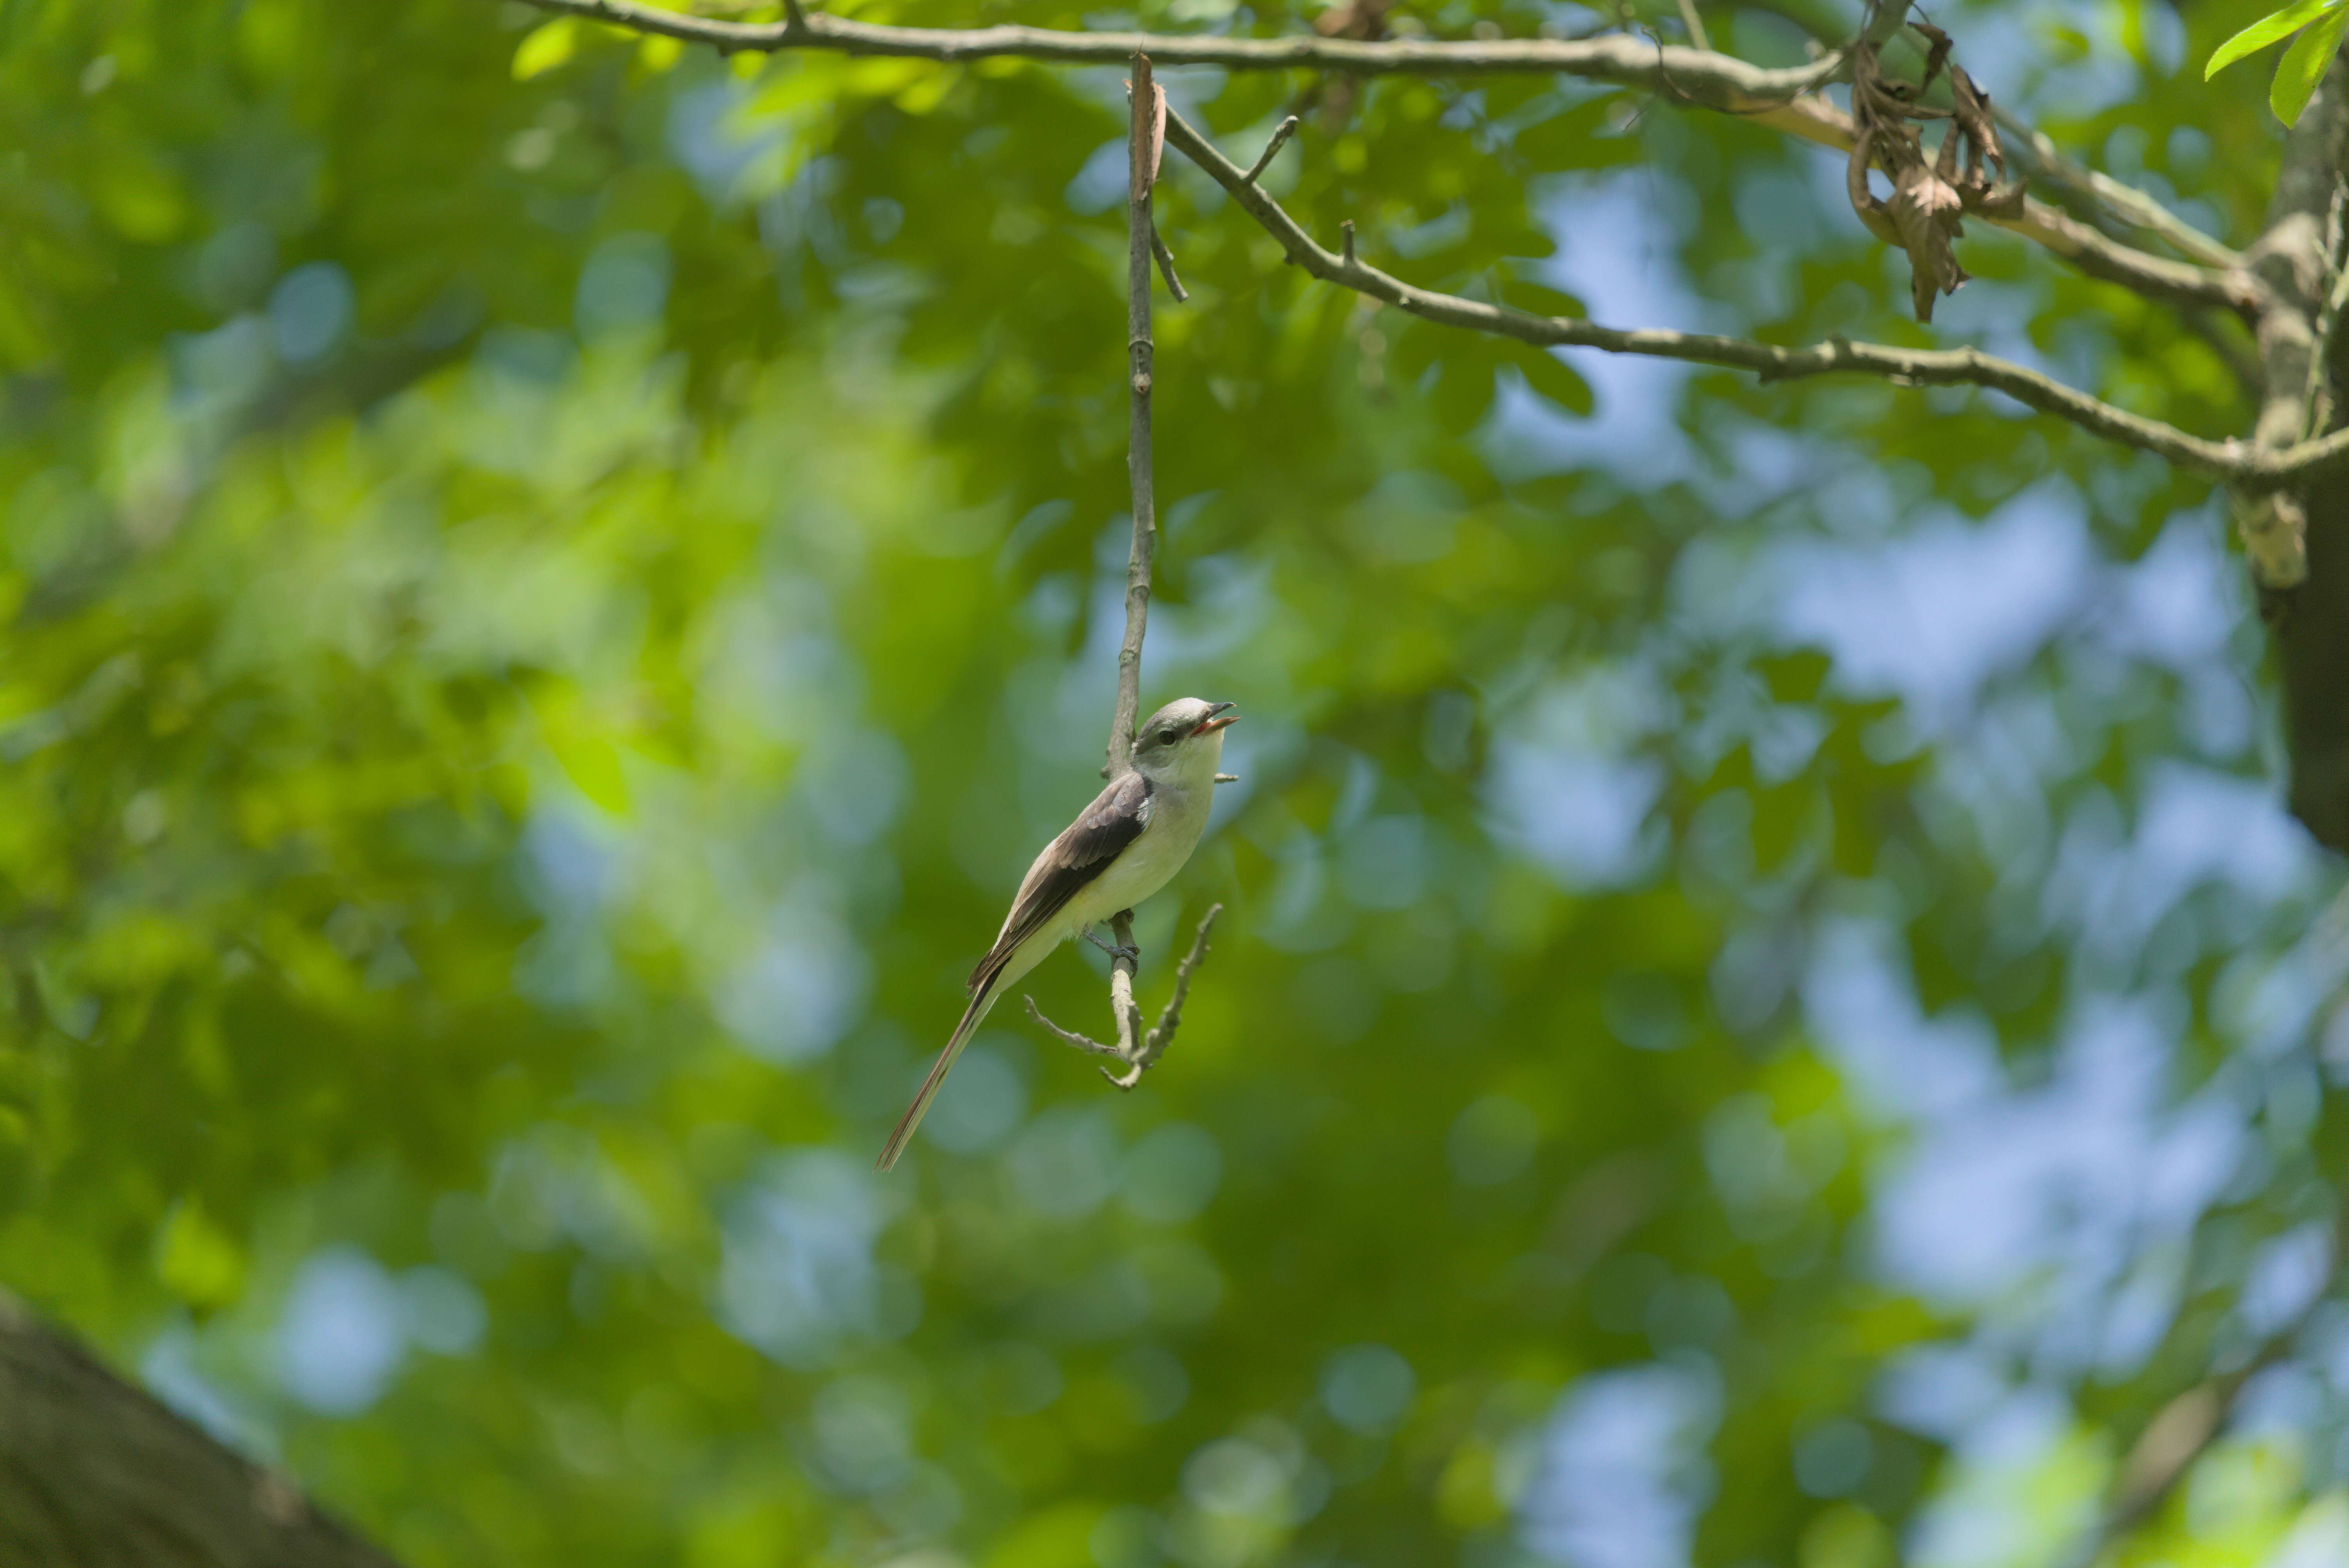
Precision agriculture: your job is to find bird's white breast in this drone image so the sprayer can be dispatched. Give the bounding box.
[1068,779,1212,926]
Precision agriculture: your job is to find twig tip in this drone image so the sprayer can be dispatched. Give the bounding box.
[1243,114,1301,185]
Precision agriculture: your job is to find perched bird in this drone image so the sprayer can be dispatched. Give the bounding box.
[877,698,1239,1170]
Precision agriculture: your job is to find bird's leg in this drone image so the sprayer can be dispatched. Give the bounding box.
[1083,917,1142,965]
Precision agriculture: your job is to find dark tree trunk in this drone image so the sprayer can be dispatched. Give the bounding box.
[0,1292,401,1568]
[2277,483,2349,853]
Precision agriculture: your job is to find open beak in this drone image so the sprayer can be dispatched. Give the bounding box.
[1191,701,1239,737]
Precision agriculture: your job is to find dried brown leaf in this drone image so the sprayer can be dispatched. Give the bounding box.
[1889,161,1970,321]
[1948,66,2005,180]
[1312,0,1390,39]
[1914,21,1952,89]
[1846,126,1897,242]
[1963,180,2028,220]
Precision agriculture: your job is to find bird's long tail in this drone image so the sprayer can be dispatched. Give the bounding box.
[875,978,1002,1171]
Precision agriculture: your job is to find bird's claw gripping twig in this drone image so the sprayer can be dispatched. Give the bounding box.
[1083,926,1142,964]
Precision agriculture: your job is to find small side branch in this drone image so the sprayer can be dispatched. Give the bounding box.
[1025,905,1223,1087]
[1140,902,1220,1066]
[1991,104,2242,272]
[1243,115,1300,184]
[1151,223,1189,302]
[1674,0,1709,53]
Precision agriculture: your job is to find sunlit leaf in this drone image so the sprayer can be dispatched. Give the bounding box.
[512,16,577,80]
[636,33,684,73]
[2272,1,2349,121]
[2206,0,2338,78]
[155,1198,245,1313]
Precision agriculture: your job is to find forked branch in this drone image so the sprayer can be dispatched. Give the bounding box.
[1026,904,1224,1087]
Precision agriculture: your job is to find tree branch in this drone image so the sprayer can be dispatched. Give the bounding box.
[1155,103,2265,477]
[2000,200,2261,322]
[524,0,1839,92]
[2060,1361,2267,1568]
[1107,53,1161,781]
[2057,880,2349,1557]
[2058,1159,2349,1568]
[1139,902,1220,1068]
[504,0,2347,486]
[1242,115,1300,186]
[0,1290,403,1568]
[513,0,2251,317]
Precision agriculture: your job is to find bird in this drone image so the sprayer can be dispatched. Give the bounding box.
[876,697,1239,1170]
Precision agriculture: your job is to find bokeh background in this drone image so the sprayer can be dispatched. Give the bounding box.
[4,1,2345,1565]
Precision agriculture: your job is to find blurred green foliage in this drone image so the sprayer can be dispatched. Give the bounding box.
[4,2,2347,1567]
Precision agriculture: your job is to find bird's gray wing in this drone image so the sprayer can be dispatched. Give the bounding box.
[968,770,1150,993]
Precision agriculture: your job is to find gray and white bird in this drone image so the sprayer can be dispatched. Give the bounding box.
[877,697,1238,1170]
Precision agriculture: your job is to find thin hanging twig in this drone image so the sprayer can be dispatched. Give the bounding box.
[1028,51,1220,1087]
[1103,51,1162,783]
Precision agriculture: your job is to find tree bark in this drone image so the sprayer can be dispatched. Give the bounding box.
[0,1291,401,1568]
[2263,65,2349,852]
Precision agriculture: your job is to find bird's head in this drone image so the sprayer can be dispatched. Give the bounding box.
[1132,698,1237,785]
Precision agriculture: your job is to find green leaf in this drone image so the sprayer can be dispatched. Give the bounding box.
[1518,350,1593,417]
[549,731,632,815]
[155,1198,245,1313]
[2206,0,2338,78]
[1512,98,1645,172]
[512,16,578,80]
[1428,358,1495,436]
[637,33,684,73]
[2273,1,2349,122]
[1503,280,1589,321]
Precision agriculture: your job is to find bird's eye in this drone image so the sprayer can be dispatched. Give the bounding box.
[1160,727,1183,744]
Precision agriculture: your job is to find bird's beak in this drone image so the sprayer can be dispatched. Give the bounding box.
[1191,702,1239,737]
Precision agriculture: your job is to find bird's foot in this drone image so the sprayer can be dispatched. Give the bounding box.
[1084,927,1142,964]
